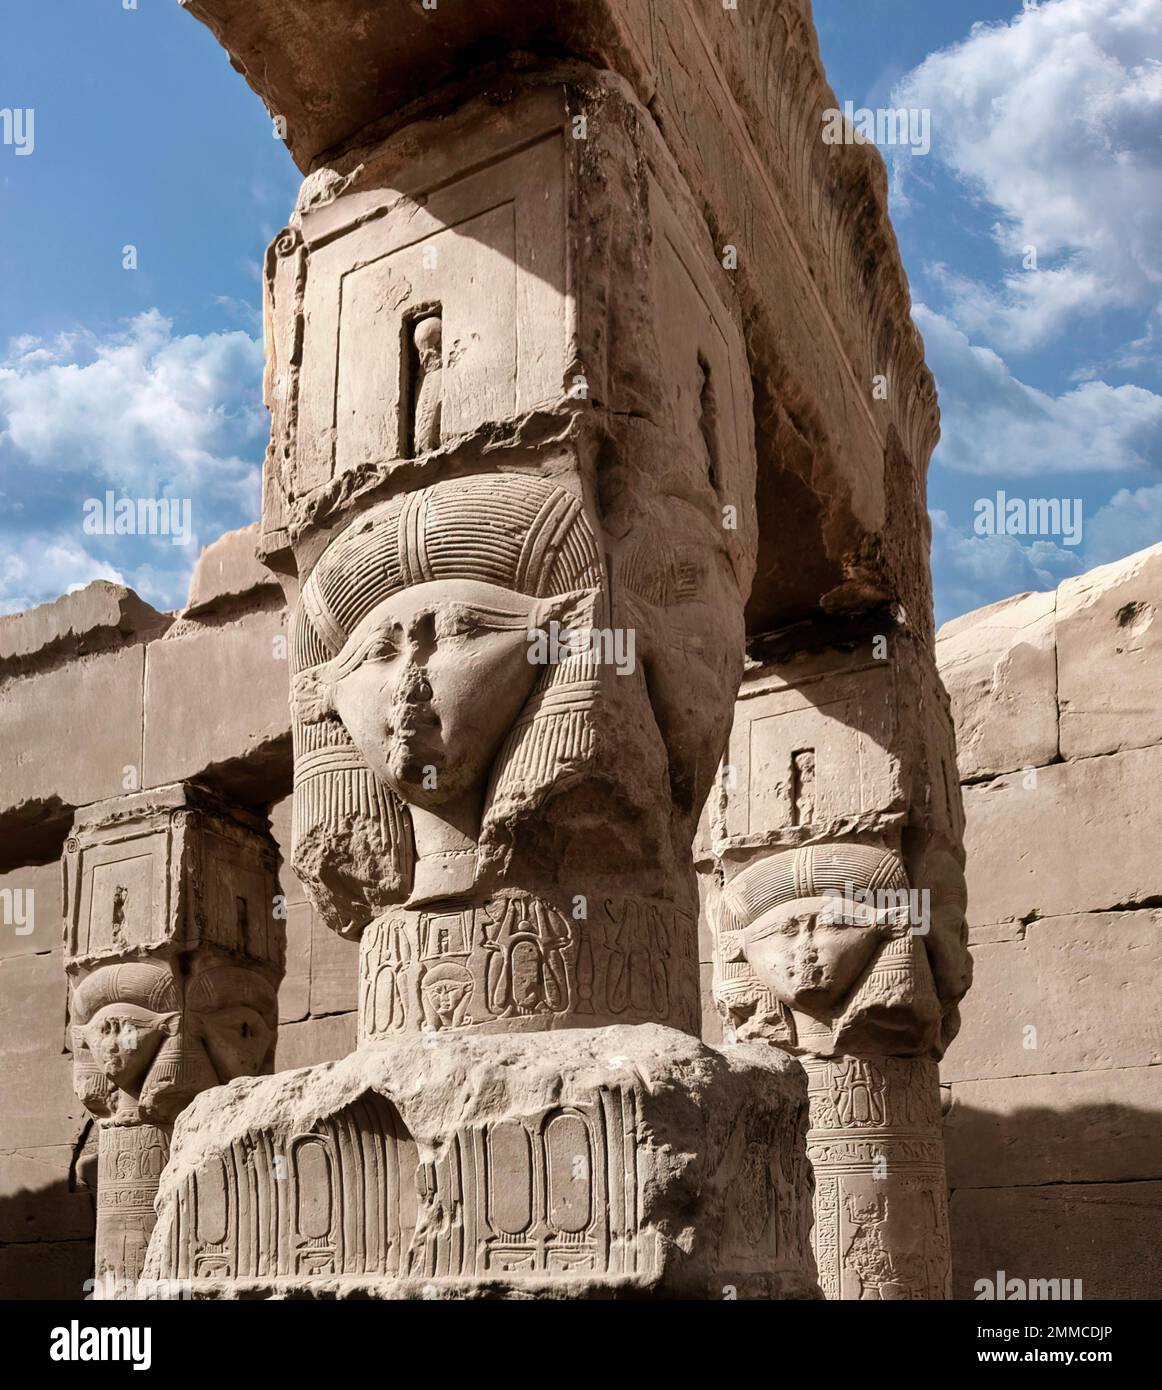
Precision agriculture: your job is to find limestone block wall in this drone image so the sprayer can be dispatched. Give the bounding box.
[0,527,306,1299]
[936,542,1162,1301]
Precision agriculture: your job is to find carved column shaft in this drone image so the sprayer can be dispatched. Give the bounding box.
[63,783,284,1295]
[705,633,971,1299]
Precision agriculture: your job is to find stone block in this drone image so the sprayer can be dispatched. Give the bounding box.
[1057,542,1162,759]
[962,750,1162,927]
[0,648,145,853]
[0,951,84,1149]
[942,912,1162,1082]
[945,1067,1162,1188]
[718,658,902,847]
[183,523,282,617]
[274,1012,356,1072]
[951,1182,1162,1301]
[308,909,358,1017]
[0,1239,94,1301]
[0,859,62,960]
[142,611,290,789]
[279,901,311,1025]
[936,589,1058,780]
[0,580,167,674]
[147,1026,817,1299]
[0,1147,94,1244]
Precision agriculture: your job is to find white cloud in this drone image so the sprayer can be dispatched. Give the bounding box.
[930,508,1084,623]
[1084,482,1162,561]
[0,308,264,502]
[894,0,1162,351]
[916,303,1162,473]
[0,537,127,617]
[0,310,265,615]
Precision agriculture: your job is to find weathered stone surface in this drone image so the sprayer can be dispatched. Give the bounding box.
[146,1025,817,1299]
[942,912,1162,1083]
[183,523,283,617]
[119,0,949,1305]
[0,1147,94,1244]
[0,580,168,675]
[62,783,286,1294]
[0,859,61,961]
[184,1,939,637]
[1057,542,1162,760]
[0,648,145,861]
[963,750,1162,927]
[946,1067,1162,1189]
[0,951,82,1149]
[951,1182,1162,1302]
[273,1012,356,1072]
[278,901,311,1025]
[307,908,357,1017]
[142,611,290,791]
[0,1238,94,1302]
[936,589,1058,781]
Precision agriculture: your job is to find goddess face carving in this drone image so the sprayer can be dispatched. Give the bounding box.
[742,895,889,1019]
[324,579,542,810]
[78,1004,179,1092]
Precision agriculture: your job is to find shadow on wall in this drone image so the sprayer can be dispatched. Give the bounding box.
[946,1101,1162,1301]
[0,1122,96,1300]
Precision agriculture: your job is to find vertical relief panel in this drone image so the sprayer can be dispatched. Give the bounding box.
[290,131,568,501]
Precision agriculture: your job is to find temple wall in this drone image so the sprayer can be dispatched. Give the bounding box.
[936,542,1162,1301]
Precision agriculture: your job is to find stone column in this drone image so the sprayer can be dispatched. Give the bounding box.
[703,630,971,1299]
[63,783,283,1296]
[151,0,952,1300]
[136,0,849,1302]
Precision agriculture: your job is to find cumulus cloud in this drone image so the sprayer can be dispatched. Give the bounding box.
[894,0,1162,352]
[916,303,1162,474]
[1084,482,1162,562]
[930,508,1085,624]
[0,311,265,616]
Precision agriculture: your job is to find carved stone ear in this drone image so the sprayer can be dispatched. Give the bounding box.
[292,669,337,724]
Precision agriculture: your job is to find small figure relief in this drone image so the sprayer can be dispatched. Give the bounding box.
[361,915,414,1035]
[840,1188,947,1301]
[789,748,816,826]
[110,885,129,948]
[420,962,474,1031]
[696,352,721,496]
[843,1193,898,1300]
[407,312,443,456]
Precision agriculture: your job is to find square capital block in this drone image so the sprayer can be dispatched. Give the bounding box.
[64,783,282,972]
[261,80,757,587]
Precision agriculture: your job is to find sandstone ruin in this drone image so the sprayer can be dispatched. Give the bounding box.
[1,0,1156,1305]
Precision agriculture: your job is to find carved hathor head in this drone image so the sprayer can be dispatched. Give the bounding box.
[718,843,941,1056]
[290,474,603,937]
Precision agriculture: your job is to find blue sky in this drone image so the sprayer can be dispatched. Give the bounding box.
[2,0,1160,626]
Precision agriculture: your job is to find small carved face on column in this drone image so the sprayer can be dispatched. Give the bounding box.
[301,579,544,810]
[741,895,889,1019]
